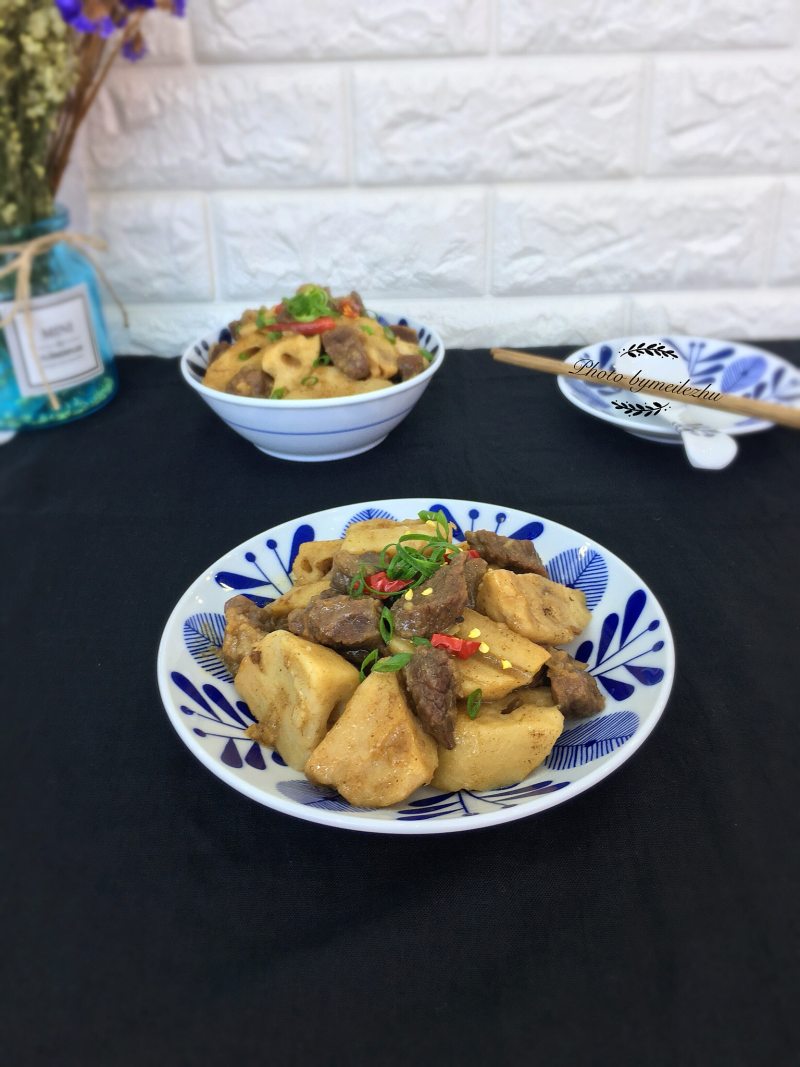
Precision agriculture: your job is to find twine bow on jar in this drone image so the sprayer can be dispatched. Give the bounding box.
[0,232,128,411]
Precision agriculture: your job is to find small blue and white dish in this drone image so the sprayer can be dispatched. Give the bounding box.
[157,498,675,835]
[180,312,444,462]
[558,335,800,445]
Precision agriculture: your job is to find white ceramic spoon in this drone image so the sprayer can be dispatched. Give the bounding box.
[662,406,739,469]
[613,350,739,470]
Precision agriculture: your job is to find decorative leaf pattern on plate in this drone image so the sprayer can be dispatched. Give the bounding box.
[545,711,639,771]
[340,507,397,536]
[183,612,231,681]
[720,356,767,394]
[574,589,664,701]
[396,780,570,820]
[213,528,316,605]
[277,779,369,811]
[547,546,608,609]
[171,670,265,771]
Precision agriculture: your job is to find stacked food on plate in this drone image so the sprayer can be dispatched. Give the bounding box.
[203,284,434,400]
[219,510,604,808]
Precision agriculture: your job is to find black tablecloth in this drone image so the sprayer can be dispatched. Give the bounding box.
[3,346,798,1067]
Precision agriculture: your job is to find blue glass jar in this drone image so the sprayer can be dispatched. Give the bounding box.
[0,205,117,430]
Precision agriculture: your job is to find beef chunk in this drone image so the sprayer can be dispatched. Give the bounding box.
[397,351,427,380]
[464,555,488,609]
[465,529,548,577]
[321,325,370,379]
[287,594,382,650]
[334,290,366,316]
[403,645,457,749]
[221,595,276,675]
[546,649,605,719]
[328,550,384,595]
[225,365,273,397]
[392,554,468,638]
[392,324,419,343]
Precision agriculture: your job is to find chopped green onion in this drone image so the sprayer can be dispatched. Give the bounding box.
[372,652,412,674]
[267,331,282,342]
[410,636,431,646]
[419,347,434,362]
[379,606,394,645]
[270,387,287,399]
[359,649,379,682]
[301,375,319,386]
[360,325,375,335]
[313,353,332,367]
[348,565,367,599]
[280,286,335,323]
[418,508,451,541]
[238,351,252,361]
[256,308,276,329]
[382,325,396,344]
[466,688,483,719]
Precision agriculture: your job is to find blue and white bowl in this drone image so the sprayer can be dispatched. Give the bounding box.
[558,335,800,443]
[157,498,675,835]
[180,313,444,462]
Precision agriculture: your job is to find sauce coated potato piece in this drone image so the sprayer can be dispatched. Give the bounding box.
[453,654,532,701]
[267,578,331,620]
[477,570,591,645]
[238,631,359,771]
[340,518,437,556]
[305,671,438,807]
[431,703,564,792]
[290,540,342,585]
[454,608,550,676]
[359,323,399,379]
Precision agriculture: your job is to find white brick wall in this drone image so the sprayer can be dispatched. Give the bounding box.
[74,1,800,354]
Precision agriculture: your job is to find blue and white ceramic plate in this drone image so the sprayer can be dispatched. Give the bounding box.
[558,335,800,443]
[157,499,675,834]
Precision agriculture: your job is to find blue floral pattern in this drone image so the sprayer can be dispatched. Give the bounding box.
[171,670,265,771]
[183,612,231,682]
[561,335,800,432]
[159,499,674,830]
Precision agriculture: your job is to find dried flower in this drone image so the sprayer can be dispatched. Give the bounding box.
[0,1,188,229]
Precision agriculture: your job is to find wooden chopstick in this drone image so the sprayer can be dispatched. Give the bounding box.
[491,347,800,431]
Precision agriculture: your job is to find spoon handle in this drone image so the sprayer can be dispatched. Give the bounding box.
[677,427,739,470]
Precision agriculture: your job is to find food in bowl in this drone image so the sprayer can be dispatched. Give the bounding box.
[203,284,435,400]
[218,510,605,808]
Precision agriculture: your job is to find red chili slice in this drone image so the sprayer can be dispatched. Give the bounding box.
[430,633,481,659]
[465,549,482,559]
[365,571,413,594]
[267,317,337,336]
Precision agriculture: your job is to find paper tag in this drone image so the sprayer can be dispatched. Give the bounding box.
[0,283,104,398]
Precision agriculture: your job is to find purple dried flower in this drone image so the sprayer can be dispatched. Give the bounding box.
[122,30,147,60]
[54,1,117,37]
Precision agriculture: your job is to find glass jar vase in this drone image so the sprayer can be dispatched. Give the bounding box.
[0,205,117,430]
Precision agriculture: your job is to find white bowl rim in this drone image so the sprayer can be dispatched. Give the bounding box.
[180,313,446,410]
